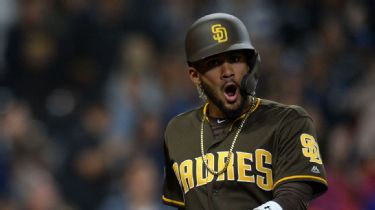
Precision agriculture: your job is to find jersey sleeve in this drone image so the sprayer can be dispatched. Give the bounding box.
[162,132,185,208]
[273,107,328,197]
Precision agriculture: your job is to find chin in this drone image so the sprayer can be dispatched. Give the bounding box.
[224,101,241,110]
[221,99,245,118]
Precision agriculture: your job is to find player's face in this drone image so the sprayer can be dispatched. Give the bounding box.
[190,50,250,118]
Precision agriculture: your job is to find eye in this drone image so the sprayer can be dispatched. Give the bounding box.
[206,58,222,69]
[228,54,242,63]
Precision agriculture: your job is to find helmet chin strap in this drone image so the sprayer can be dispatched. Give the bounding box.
[240,54,260,96]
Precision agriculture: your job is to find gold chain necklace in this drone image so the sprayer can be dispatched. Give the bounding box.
[200,97,257,176]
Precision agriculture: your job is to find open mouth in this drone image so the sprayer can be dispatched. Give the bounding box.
[224,84,238,103]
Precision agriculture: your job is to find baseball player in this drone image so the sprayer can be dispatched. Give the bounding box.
[162,13,328,210]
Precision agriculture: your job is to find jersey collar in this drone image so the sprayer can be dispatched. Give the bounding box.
[202,98,261,122]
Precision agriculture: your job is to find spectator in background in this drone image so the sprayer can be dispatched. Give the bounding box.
[0,0,17,73]
[105,33,164,144]
[0,100,60,174]
[100,155,167,210]
[4,0,61,122]
[58,102,111,210]
[346,59,375,210]
[158,52,198,123]
[12,161,73,210]
[134,113,165,172]
[0,99,68,209]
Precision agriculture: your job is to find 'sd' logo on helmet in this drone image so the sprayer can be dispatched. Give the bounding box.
[211,24,228,43]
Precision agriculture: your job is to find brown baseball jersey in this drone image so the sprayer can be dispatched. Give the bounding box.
[162,98,328,209]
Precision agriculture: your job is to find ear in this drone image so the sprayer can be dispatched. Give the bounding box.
[188,67,201,85]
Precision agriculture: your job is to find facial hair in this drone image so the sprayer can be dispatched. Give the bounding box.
[200,80,249,119]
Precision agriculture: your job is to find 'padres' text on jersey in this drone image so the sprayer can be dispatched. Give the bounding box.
[173,149,273,194]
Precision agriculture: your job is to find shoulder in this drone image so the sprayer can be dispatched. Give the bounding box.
[258,99,311,120]
[165,106,202,135]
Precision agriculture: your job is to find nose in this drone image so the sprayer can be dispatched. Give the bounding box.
[221,62,234,79]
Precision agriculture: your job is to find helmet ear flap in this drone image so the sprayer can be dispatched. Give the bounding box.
[247,50,258,71]
[241,52,260,96]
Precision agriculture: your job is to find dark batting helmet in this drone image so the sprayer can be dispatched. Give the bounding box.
[185,13,260,96]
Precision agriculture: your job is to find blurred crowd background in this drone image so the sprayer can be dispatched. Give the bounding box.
[0,0,374,209]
